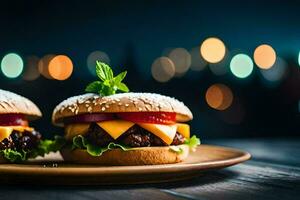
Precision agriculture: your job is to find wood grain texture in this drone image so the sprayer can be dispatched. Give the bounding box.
[160,161,300,200]
[208,138,300,167]
[0,138,299,200]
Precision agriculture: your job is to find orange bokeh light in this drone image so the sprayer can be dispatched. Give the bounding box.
[254,44,276,69]
[48,55,73,80]
[205,84,233,110]
[200,37,226,63]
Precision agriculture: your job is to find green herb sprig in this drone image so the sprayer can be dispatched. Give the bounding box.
[85,61,129,96]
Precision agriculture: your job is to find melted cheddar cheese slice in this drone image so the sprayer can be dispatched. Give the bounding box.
[0,126,34,141]
[97,120,135,139]
[64,120,190,144]
[176,123,190,139]
[138,123,177,145]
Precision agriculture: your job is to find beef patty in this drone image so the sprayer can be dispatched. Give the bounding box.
[0,129,41,151]
[85,123,185,148]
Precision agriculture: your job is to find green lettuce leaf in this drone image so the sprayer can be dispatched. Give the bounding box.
[169,135,201,154]
[169,146,184,154]
[0,149,27,162]
[30,135,66,158]
[72,135,130,156]
[184,135,201,149]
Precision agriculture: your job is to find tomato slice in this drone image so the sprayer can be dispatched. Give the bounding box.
[0,114,29,126]
[63,113,115,124]
[117,112,176,124]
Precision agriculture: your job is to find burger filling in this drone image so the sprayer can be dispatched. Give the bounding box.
[0,114,64,162]
[86,123,185,148]
[0,129,41,151]
[63,113,200,156]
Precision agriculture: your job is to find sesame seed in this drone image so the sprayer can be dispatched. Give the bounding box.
[101,107,106,111]
[125,104,129,107]
[145,105,151,110]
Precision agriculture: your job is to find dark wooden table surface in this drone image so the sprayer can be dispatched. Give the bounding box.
[1,138,299,200]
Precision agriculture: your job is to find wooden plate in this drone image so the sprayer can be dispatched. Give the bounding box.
[0,145,250,185]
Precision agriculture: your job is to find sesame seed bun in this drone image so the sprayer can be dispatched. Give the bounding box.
[60,145,189,165]
[52,93,193,126]
[0,89,42,119]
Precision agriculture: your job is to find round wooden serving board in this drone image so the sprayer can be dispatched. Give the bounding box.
[0,145,250,185]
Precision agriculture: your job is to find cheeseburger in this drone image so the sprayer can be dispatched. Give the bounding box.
[52,92,200,165]
[0,89,44,163]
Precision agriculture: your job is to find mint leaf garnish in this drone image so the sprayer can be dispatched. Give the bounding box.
[85,61,129,96]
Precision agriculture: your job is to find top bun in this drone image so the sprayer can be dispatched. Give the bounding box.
[0,89,42,119]
[52,93,193,126]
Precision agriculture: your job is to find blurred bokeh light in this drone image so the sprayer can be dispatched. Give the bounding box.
[200,37,226,63]
[151,57,175,82]
[298,51,300,66]
[38,54,55,79]
[205,84,233,110]
[48,55,73,80]
[87,51,110,76]
[1,53,23,78]
[254,44,276,69]
[22,56,40,81]
[0,1,299,139]
[230,54,253,78]
[168,48,191,76]
[189,47,207,71]
[260,57,287,83]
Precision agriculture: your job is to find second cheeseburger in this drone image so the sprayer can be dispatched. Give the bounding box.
[52,93,200,165]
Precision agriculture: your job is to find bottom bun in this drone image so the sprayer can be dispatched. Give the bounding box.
[61,145,189,165]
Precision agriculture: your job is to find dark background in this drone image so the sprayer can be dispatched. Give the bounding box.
[0,0,299,139]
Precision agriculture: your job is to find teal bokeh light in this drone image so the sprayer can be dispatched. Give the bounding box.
[230,54,253,78]
[1,53,24,78]
[298,51,300,66]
